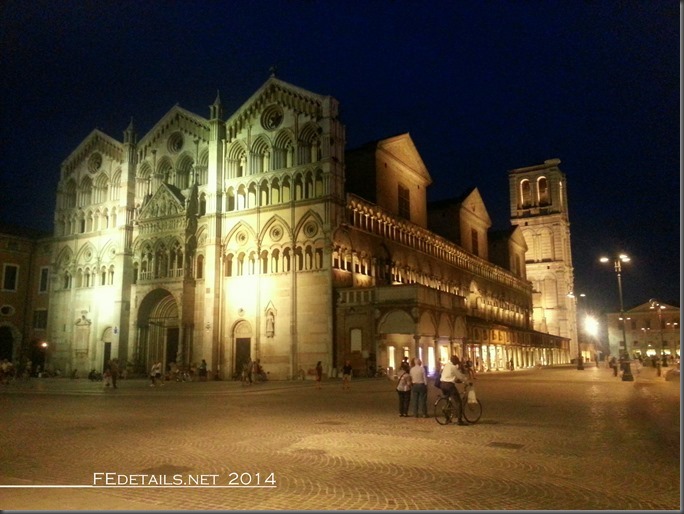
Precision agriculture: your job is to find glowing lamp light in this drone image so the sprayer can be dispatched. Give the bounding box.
[584,315,599,338]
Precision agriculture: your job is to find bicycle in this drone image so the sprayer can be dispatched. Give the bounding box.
[434,381,482,425]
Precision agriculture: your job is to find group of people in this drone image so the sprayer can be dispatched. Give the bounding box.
[396,355,473,425]
[241,358,267,385]
[0,358,16,384]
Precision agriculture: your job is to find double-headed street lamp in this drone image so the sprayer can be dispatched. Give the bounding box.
[600,254,633,381]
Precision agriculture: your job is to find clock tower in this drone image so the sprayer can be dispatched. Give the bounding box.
[508,159,578,361]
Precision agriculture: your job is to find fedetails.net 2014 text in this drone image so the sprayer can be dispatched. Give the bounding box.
[92,472,277,487]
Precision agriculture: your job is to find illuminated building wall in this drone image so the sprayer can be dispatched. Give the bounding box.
[0,226,52,370]
[605,301,680,359]
[28,77,571,380]
[508,159,578,358]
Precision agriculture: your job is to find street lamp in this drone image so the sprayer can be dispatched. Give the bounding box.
[599,254,634,381]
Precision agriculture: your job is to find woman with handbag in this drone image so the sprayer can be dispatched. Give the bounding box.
[396,362,412,417]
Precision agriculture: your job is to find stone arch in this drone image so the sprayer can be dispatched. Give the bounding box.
[156,156,174,183]
[226,140,248,178]
[272,129,295,169]
[226,319,253,380]
[175,153,194,190]
[136,288,181,372]
[223,221,258,252]
[378,309,416,335]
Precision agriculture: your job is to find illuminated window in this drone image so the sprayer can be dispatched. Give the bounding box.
[520,179,532,207]
[537,177,549,205]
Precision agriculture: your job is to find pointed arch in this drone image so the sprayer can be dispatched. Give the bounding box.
[227,140,248,178]
[251,134,272,175]
[157,156,174,182]
[223,221,258,251]
[259,214,293,245]
[272,129,295,169]
[75,242,97,265]
[175,153,194,190]
[298,122,321,164]
[79,176,93,206]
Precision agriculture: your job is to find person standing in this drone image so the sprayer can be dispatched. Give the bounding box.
[109,358,119,389]
[409,358,428,418]
[199,359,208,381]
[315,361,323,389]
[242,359,252,385]
[396,362,412,417]
[341,360,353,391]
[440,355,470,425]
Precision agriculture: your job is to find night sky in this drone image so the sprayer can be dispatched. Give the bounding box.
[0,1,679,314]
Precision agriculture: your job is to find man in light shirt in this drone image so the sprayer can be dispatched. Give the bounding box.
[409,358,428,418]
[439,355,470,425]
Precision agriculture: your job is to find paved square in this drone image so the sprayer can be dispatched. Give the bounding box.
[1,365,679,510]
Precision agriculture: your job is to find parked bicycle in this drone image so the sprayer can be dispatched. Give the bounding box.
[434,381,482,425]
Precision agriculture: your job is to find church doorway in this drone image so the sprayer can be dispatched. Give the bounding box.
[136,289,180,375]
[0,325,14,361]
[230,321,252,379]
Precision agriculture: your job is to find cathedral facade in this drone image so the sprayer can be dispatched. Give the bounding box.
[38,77,571,379]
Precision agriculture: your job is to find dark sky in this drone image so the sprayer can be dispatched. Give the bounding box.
[0,1,679,314]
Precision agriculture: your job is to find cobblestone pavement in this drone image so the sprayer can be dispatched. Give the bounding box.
[1,364,679,511]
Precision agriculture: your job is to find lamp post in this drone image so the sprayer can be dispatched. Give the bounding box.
[600,254,633,381]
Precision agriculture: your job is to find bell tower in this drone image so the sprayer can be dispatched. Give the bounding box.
[508,158,578,361]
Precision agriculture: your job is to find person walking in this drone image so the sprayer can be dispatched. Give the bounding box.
[315,361,323,389]
[409,358,428,418]
[440,355,470,425]
[341,360,353,391]
[150,361,162,386]
[396,362,412,417]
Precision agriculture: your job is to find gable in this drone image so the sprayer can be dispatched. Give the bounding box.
[225,77,333,136]
[138,183,186,221]
[460,188,492,227]
[376,133,432,186]
[61,129,123,177]
[509,225,528,251]
[137,105,211,155]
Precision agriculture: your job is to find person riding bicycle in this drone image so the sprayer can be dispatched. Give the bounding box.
[439,355,470,425]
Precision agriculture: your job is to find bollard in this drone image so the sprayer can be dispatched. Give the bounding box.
[621,361,634,381]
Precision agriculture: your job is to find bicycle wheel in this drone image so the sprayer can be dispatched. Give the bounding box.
[434,397,454,425]
[463,398,482,424]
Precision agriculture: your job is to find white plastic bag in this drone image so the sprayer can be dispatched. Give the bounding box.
[467,388,477,404]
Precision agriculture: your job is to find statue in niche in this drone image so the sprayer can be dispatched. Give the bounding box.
[266,311,275,337]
